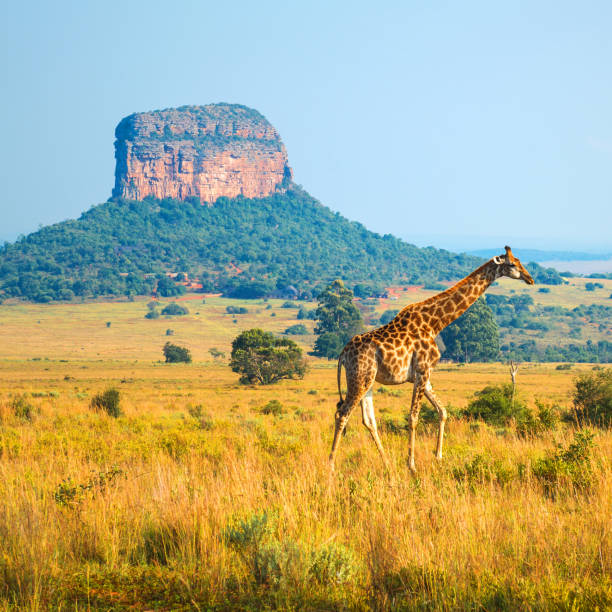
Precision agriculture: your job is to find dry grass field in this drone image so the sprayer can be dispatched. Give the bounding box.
[0,296,611,610]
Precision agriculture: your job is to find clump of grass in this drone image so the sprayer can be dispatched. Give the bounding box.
[453,453,516,488]
[377,386,402,397]
[10,395,35,422]
[54,467,125,508]
[532,429,596,496]
[90,387,122,417]
[187,404,215,430]
[260,400,285,416]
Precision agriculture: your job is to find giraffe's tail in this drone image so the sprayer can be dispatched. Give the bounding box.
[336,352,345,411]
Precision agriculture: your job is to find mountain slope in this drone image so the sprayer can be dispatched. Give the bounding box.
[0,187,483,302]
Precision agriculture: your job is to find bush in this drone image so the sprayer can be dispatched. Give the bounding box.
[463,384,529,427]
[226,305,248,314]
[11,395,35,422]
[165,329,174,336]
[260,400,285,416]
[532,430,595,496]
[163,342,192,363]
[571,369,612,427]
[281,301,299,309]
[230,329,306,385]
[284,324,308,335]
[144,309,160,319]
[90,388,121,417]
[297,307,317,320]
[161,303,189,316]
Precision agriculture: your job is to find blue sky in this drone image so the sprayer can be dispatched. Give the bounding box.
[1,1,611,252]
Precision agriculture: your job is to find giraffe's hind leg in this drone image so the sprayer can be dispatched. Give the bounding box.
[329,397,359,471]
[361,388,390,469]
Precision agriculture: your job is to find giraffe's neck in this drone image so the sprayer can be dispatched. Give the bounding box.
[408,260,497,335]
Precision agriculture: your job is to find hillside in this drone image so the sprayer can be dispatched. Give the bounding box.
[0,188,485,302]
[0,103,562,303]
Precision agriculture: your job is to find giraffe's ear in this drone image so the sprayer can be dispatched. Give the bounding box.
[493,256,504,265]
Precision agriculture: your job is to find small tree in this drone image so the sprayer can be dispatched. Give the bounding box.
[312,280,363,359]
[163,342,192,363]
[230,328,306,385]
[161,303,189,316]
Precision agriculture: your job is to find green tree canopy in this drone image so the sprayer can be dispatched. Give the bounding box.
[163,342,192,363]
[440,297,499,363]
[230,328,306,385]
[312,280,364,359]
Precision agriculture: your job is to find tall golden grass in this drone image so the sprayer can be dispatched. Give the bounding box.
[0,361,610,610]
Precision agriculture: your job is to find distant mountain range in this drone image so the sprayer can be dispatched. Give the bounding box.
[468,248,612,262]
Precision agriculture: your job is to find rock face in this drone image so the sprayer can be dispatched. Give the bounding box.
[112,104,292,203]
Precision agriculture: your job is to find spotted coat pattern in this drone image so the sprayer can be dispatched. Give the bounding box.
[329,246,535,472]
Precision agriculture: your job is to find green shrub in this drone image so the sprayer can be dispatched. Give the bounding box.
[90,388,121,417]
[515,400,561,437]
[254,540,308,586]
[571,369,612,427]
[309,543,358,585]
[556,363,573,370]
[187,404,214,430]
[532,430,595,496]
[260,400,284,416]
[281,301,299,309]
[463,384,529,426]
[165,328,174,336]
[144,309,160,319]
[11,395,35,422]
[453,453,515,487]
[161,303,189,316]
[163,342,192,363]
[226,305,248,314]
[284,323,308,335]
[223,511,275,552]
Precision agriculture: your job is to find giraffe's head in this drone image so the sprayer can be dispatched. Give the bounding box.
[492,246,535,285]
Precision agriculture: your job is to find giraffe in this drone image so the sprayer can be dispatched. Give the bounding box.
[329,246,534,473]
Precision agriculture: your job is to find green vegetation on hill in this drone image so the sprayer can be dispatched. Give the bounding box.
[0,188,487,303]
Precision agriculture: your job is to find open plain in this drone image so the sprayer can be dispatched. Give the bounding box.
[0,295,611,610]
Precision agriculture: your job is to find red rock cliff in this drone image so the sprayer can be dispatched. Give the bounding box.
[112,104,292,202]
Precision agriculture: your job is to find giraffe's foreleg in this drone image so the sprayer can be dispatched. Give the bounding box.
[424,382,448,461]
[360,388,390,470]
[408,374,428,473]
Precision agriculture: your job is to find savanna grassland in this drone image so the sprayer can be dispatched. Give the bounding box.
[0,294,611,610]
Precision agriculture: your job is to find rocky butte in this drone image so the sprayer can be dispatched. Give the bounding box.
[112,104,293,203]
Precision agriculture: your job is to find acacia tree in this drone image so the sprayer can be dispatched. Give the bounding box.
[230,328,306,385]
[440,297,499,363]
[312,280,363,359]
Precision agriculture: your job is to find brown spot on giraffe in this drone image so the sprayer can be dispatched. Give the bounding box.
[329,247,535,473]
